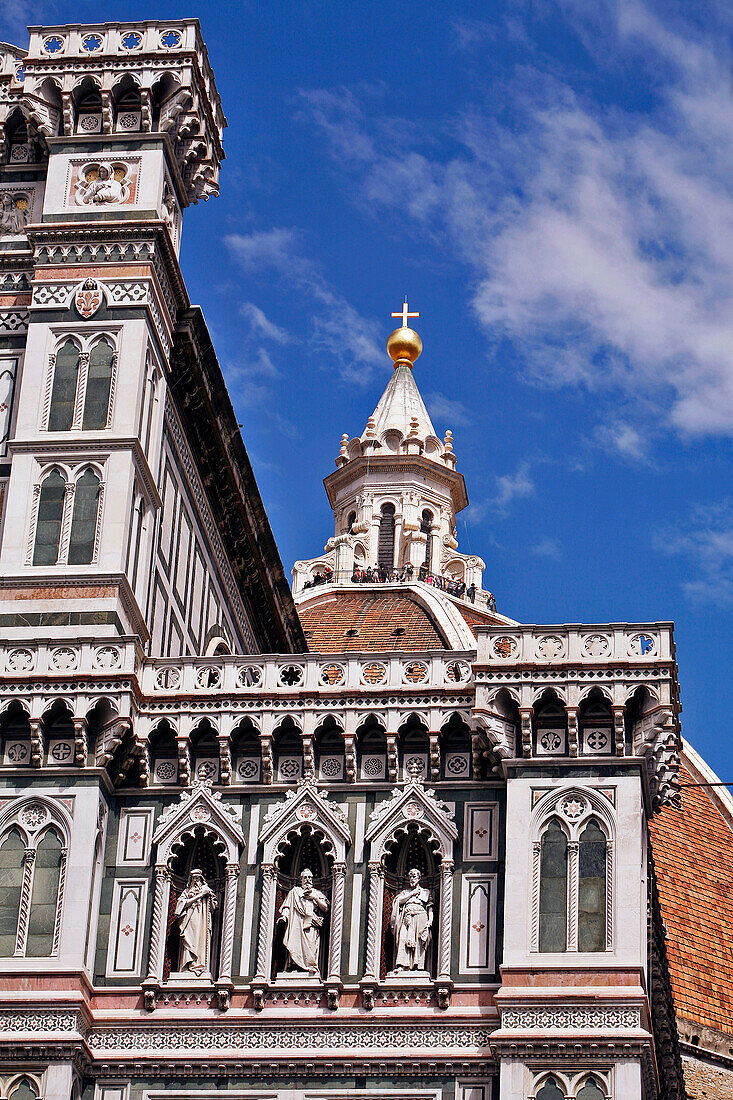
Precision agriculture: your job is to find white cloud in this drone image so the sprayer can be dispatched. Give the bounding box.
[495,460,536,507]
[303,2,733,440]
[240,302,293,345]
[225,228,298,272]
[226,228,383,383]
[532,537,563,561]
[595,420,648,463]
[656,502,733,604]
[425,391,471,427]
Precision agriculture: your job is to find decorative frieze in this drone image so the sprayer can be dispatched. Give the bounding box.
[499,1005,641,1030]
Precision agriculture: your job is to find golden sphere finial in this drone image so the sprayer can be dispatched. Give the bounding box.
[386,326,422,368]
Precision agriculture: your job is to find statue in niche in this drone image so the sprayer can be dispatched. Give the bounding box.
[175,868,217,977]
[278,868,329,977]
[78,163,125,205]
[389,867,433,975]
[0,194,28,234]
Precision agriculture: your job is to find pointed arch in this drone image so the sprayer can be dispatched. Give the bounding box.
[33,467,65,565]
[48,338,80,430]
[68,466,101,564]
[82,335,115,429]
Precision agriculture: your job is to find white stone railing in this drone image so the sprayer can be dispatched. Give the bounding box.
[474,623,674,665]
[141,651,475,696]
[1,639,138,678]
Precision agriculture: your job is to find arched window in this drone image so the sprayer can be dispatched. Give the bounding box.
[539,820,567,952]
[83,338,114,429]
[74,82,102,134]
[0,829,24,956]
[577,1078,606,1100]
[48,340,80,431]
[535,1078,564,1100]
[33,469,65,565]
[377,503,395,570]
[420,509,433,571]
[8,1077,40,1100]
[346,510,356,534]
[578,820,607,952]
[68,468,101,565]
[26,828,62,957]
[114,80,142,132]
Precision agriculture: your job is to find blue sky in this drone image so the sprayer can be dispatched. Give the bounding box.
[4,0,732,779]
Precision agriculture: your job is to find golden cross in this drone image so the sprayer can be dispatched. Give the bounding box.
[392,298,419,327]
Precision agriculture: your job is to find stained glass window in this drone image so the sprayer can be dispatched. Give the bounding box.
[33,470,65,566]
[48,340,80,431]
[82,337,114,429]
[579,820,607,952]
[539,820,567,952]
[26,829,62,957]
[0,829,24,956]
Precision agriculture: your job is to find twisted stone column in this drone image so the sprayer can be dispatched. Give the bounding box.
[531,840,542,952]
[567,840,579,951]
[255,863,277,982]
[145,865,171,982]
[327,862,347,984]
[14,848,35,956]
[52,846,68,954]
[218,862,240,981]
[363,860,385,981]
[437,858,454,980]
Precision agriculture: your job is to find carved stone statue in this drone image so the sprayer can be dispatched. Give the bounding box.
[79,163,125,205]
[278,868,329,977]
[389,868,433,975]
[0,194,28,235]
[174,868,217,977]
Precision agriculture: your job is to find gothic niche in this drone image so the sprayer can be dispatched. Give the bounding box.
[271,827,331,981]
[382,827,437,979]
[164,829,223,980]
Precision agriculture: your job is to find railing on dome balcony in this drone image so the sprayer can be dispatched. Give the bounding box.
[299,568,497,610]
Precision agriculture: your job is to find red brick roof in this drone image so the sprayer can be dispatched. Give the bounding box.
[456,602,503,630]
[298,590,449,651]
[650,765,733,1035]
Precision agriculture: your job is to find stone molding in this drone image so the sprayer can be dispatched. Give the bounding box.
[499,1005,642,1030]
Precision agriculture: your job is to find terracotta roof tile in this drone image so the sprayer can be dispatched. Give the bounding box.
[298,590,448,652]
[650,766,733,1035]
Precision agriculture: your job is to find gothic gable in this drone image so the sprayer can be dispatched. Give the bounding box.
[152,780,244,865]
[365,768,458,862]
[258,778,351,864]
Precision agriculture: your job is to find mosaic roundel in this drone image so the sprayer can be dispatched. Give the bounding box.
[405,755,426,776]
[540,731,563,752]
[585,728,610,752]
[446,753,469,776]
[51,741,72,762]
[362,757,384,778]
[493,636,517,659]
[320,757,342,778]
[20,802,48,829]
[237,758,259,780]
[156,760,176,782]
[559,795,587,821]
[279,758,301,779]
[195,760,217,781]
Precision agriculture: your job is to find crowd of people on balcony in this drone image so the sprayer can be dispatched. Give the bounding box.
[301,563,495,610]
